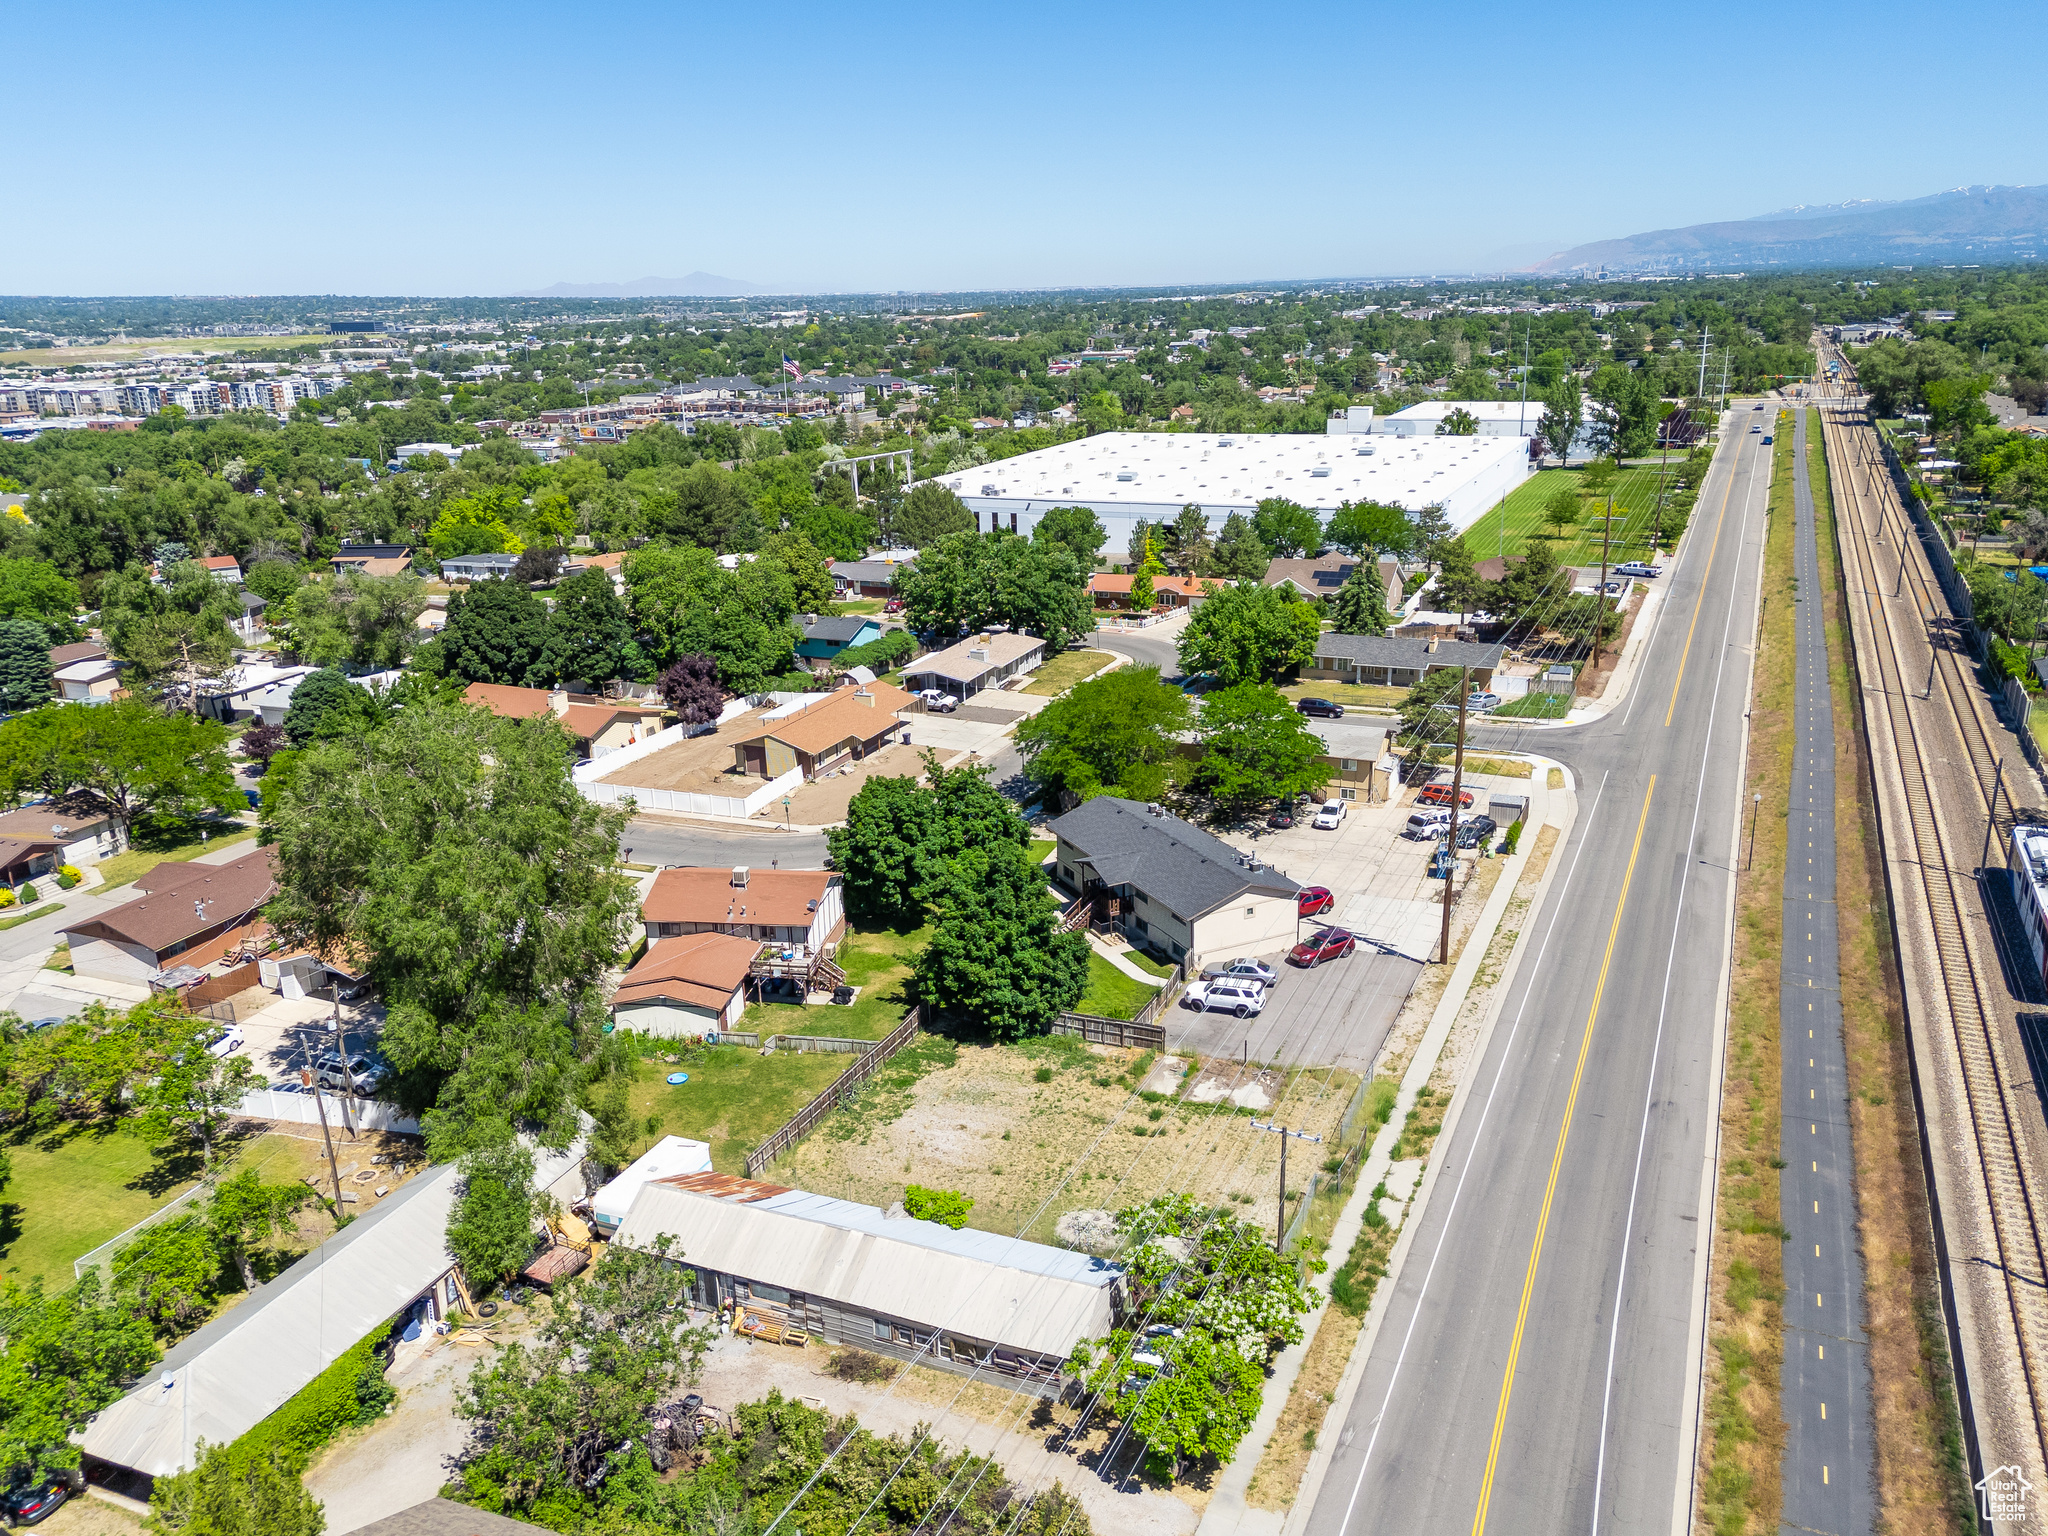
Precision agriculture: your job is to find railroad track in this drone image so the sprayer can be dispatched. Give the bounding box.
[1818,381,2048,1466]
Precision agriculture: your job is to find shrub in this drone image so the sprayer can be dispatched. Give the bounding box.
[232,1321,395,1467]
[0,889,15,909]
[902,1184,974,1228]
[55,865,79,889]
[18,881,37,903]
[830,628,917,675]
[1501,818,1524,855]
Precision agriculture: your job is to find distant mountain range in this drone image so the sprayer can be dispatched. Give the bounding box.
[1531,185,2048,274]
[513,273,762,298]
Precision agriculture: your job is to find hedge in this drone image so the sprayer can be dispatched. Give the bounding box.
[829,629,917,673]
[227,1320,395,1469]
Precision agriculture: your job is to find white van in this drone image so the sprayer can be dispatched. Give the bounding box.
[1404,808,1453,840]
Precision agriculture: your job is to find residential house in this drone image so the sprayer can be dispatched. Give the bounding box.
[796,614,883,662]
[1262,554,1403,611]
[201,555,243,584]
[1303,719,1391,804]
[612,1173,1120,1394]
[1303,634,1503,692]
[461,682,667,757]
[728,682,912,781]
[231,589,268,642]
[61,846,277,983]
[581,549,629,594]
[350,1502,559,1536]
[0,795,122,866]
[1087,573,1219,611]
[439,552,522,582]
[640,865,844,954]
[53,653,122,703]
[1047,796,1302,968]
[609,930,758,1038]
[829,554,915,599]
[330,543,415,578]
[902,631,1045,699]
[199,663,315,724]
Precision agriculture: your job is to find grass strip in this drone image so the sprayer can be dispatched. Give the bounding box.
[0,902,62,931]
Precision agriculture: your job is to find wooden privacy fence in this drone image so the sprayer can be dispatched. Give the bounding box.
[185,960,260,1008]
[745,1006,924,1178]
[1052,966,1181,1050]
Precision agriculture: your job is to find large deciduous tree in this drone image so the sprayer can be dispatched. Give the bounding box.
[895,531,1092,651]
[0,558,80,643]
[0,702,237,843]
[1016,665,1192,806]
[623,544,795,693]
[441,578,553,688]
[893,482,975,547]
[281,668,372,747]
[1188,685,1331,818]
[1587,363,1661,461]
[1251,498,1323,559]
[828,752,1029,927]
[1031,505,1107,566]
[541,568,634,687]
[1209,512,1269,584]
[445,1142,539,1285]
[1538,372,1583,464]
[1322,499,1414,560]
[655,653,725,724]
[1176,583,1320,686]
[146,1438,326,1536]
[913,846,1089,1038]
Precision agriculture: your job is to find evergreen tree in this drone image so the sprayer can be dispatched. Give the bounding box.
[1326,563,1389,636]
[0,617,54,712]
[1210,512,1270,583]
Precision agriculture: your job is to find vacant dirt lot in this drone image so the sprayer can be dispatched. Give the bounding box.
[594,711,774,795]
[772,1035,1358,1246]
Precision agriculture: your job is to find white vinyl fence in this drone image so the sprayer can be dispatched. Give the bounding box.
[233,1084,422,1136]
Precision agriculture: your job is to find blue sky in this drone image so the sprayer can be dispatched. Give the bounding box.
[11,0,2046,296]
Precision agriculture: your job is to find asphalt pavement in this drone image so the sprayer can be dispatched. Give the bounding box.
[621,817,830,870]
[1778,406,1875,1530]
[1302,411,1778,1535]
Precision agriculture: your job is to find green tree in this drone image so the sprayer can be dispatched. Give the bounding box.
[1188,685,1331,817]
[828,752,1028,926]
[894,482,974,547]
[0,1271,159,1481]
[281,669,372,747]
[0,702,237,845]
[133,1015,261,1169]
[1325,562,1389,636]
[1032,505,1107,566]
[541,568,633,687]
[208,1168,313,1291]
[429,495,525,559]
[111,1215,220,1335]
[1538,372,1583,463]
[0,558,80,643]
[1016,665,1193,805]
[1541,485,1582,540]
[1396,665,1471,751]
[1323,500,1414,560]
[264,703,637,1152]
[895,532,1092,651]
[1251,498,1323,559]
[1209,512,1269,583]
[1588,363,1661,461]
[1925,373,1994,438]
[1436,407,1479,436]
[914,846,1089,1038]
[146,1439,326,1536]
[117,609,237,711]
[1429,536,1486,621]
[1176,583,1321,685]
[623,544,796,692]
[1160,504,1213,575]
[445,1142,538,1286]
[441,578,554,687]
[241,560,303,606]
[757,531,837,614]
[0,618,54,711]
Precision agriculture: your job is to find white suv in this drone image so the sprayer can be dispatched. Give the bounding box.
[1183,980,1267,1018]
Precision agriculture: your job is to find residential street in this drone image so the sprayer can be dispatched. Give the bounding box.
[1299,411,1771,1535]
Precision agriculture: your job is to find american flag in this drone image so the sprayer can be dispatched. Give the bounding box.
[782,355,801,381]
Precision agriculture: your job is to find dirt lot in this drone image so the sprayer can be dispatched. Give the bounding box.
[593,710,774,795]
[759,741,927,824]
[771,1035,1359,1246]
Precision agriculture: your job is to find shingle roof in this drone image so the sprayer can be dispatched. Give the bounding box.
[1262,554,1358,593]
[643,867,836,929]
[1306,719,1391,760]
[1312,634,1504,670]
[1047,796,1299,921]
[830,559,909,584]
[462,682,556,719]
[906,631,1045,686]
[63,847,277,955]
[736,684,910,756]
[349,1499,558,1536]
[48,641,106,670]
[802,615,877,644]
[612,931,758,1012]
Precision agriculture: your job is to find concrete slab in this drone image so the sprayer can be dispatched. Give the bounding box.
[1137,1054,1187,1096]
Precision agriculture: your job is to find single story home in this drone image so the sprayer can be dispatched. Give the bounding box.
[1048,796,1302,969]
[330,543,415,578]
[61,847,277,983]
[830,555,915,598]
[1304,634,1504,692]
[590,1136,713,1238]
[1304,719,1391,803]
[349,1502,558,1536]
[80,1140,586,1481]
[462,682,667,757]
[613,1172,1121,1395]
[609,931,758,1037]
[641,865,844,952]
[580,549,628,594]
[0,795,122,865]
[199,663,316,724]
[1263,554,1403,611]
[1088,573,1219,611]
[201,555,243,584]
[902,631,1045,699]
[231,589,268,642]
[729,682,911,781]
[440,551,522,582]
[797,614,883,661]
[54,653,122,704]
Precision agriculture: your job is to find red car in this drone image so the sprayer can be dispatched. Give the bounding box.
[884,598,905,613]
[1416,783,1475,809]
[1297,885,1334,917]
[1289,927,1357,967]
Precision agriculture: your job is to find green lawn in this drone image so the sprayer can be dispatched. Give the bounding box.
[1279,679,1406,711]
[1492,691,1572,719]
[0,901,63,931]
[1029,839,1056,866]
[1023,648,1116,696]
[835,598,887,616]
[1460,465,1685,567]
[1077,952,1161,1020]
[1121,948,1178,979]
[96,817,257,891]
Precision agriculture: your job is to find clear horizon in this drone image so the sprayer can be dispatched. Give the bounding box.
[10,0,2045,296]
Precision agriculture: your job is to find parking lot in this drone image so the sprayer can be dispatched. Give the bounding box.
[1166,945,1421,1073]
[233,991,387,1086]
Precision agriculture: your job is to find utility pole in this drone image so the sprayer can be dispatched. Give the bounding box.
[1593,494,1616,673]
[1440,668,1470,965]
[1718,350,1730,414]
[329,983,358,1139]
[1747,793,1762,869]
[1696,330,1710,401]
[1249,1121,1322,1250]
[303,1065,344,1211]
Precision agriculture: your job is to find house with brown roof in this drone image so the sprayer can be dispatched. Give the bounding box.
[1262,554,1402,610]
[1088,572,1220,611]
[0,795,121,869]
[462,682,667,757]
[61,846,277,983]
[609,930,758,1037]
[642,865,843,953]
[728,682,910,782]
[330,544,416,579]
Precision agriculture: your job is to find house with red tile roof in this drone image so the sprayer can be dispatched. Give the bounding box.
[461,682,667,757]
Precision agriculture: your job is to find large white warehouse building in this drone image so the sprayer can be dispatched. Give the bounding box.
[927,430,1534,548]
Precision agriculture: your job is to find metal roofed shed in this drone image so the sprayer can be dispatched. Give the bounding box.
[590,1135,714,1237]
[614,1173,1119,1393]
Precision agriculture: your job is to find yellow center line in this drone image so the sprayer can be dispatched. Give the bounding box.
[1666,425,1750,727]
[1470,776,1656,1535]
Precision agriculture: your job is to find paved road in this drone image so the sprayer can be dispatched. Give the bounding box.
[622,817,830,870]
[1303,411,1779,1535]
[1779,406,1876,1529]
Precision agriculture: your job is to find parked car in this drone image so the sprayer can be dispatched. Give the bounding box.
[1454,814,1499,849]
[1416,783,1475,808]
[335,978,373,1004]
[1266,807,1294,829]
[25,1015,66,1032]
[0,1476,69,1526]
[884,598,905,613]
[1614,562,1662,578]
[1289,928,1357,968]
[1297,885,1334,917]
[1599,580,1626,597]
[1312,802,1344,830]
[918,689,959,713]
[1182,979,1266,1018]
[313,1052,387,1094]
[1295,697,1344,719]
[204,1023,245,1058]
[1404,808,1454,839]
[243,788,262,810]
[1762,435,1774,444]
[1466,691,1503,711]
[1201,957,1278,986]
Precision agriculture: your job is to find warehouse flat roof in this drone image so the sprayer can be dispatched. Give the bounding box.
[927,430,1526,514]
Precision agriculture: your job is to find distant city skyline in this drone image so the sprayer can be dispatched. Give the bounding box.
[9,0,2046,295]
